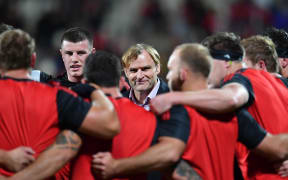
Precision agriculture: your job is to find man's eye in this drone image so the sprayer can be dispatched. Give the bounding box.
[142,67,150,71]
[77,51,87,55]
[66,52,73,56]
[130,69,137,73]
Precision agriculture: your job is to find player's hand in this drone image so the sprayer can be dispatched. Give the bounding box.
[92,152,117,179]
[275,160,288,177]
[150,93,173,114]
[5,146,35,172]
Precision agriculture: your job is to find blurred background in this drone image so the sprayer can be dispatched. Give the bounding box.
[1,0,288,78]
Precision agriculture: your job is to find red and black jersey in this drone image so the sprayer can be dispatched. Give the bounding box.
[0,77,91,179]
[182,106,238,180]
[222,68,288,180]
[182,106,266,180]
[70,96,190,180]
[277,76,288,88]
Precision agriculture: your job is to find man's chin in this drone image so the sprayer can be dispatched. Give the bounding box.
[134,86,151,92]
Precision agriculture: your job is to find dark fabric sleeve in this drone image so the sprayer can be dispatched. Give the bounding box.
[40,71,54,83]
[156,105,190,144]
[56,90,92,131]
[279,77,288,88]
[236,109,267,149]
[221,73,255,108]
[71,83,96,99]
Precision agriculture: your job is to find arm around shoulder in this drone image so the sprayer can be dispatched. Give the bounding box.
[79,89,120,139]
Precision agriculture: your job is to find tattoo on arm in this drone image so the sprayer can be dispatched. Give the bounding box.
[174,160,202,180]
[47,130,82,152]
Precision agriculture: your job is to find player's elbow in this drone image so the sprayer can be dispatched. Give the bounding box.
[163,148,182,165]
[275,143,288,161]
[225,96,242,111]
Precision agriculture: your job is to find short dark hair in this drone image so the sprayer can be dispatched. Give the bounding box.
[0,29,35,70]
[262,27,288,58]
[201,32,244,61]
[84,51,121,87]
[60,27,93,49]
[0,23,15,34]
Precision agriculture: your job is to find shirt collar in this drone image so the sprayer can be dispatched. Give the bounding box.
[129,78,160,110]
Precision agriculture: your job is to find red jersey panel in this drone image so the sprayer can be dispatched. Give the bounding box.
[71,97,157,180]
[0,78,89,179]
[182,106,238,180]
[0,78,60,178]
[224,69,288,180]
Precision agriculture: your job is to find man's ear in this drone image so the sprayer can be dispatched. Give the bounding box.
[224,61,232,69]
[156,64,161,75]
[257,60,267,71]
[179,68,187,81]
[124,68,129,77]
[30,52,37,68]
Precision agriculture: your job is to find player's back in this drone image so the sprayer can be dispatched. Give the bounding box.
[71,97,157,180]
[224,69,288,179]
[0,77,69,178]
[182,106,238,180]
[224,69,288,133]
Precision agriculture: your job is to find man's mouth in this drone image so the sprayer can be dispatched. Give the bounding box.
[70,65,81,71]
[136,80,147,85]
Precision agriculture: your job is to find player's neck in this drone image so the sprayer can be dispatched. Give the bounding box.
[100,87,122,98]
[229,62,244,74]
[183,78,208,91]
[3,69,30,79]
[133,89,151,104]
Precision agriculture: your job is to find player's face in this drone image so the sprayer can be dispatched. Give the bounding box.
[279,58,288,78]
[60,40,92,82]
[125,50,160,93]
[166,50,183,91]
[208,59,227,87]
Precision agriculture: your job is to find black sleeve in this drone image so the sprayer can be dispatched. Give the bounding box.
[156,105,191,144]
[279,77,288,88]
[40,71,54,83]
[56,90,92,131]
[221,73,255,108]
[236,109,267,149]
[71,83,96,98]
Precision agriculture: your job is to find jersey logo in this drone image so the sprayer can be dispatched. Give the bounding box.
[224,54,230,59]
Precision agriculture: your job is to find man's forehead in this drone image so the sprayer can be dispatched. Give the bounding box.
[61,40,91,50]
[127,53,155,68]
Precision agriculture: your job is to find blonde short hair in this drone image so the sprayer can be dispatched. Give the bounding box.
[122,43,160,68]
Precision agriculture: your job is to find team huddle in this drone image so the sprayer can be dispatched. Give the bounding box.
[0,23,287,180]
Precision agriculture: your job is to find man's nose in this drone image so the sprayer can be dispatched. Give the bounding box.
[71,53,79,62]
[136,69,144,79]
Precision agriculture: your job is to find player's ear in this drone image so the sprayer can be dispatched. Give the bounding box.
[30,52,37,68]
[180,68,188,81]
[257,60,267,71]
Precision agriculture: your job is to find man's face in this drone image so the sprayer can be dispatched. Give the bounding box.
[279,58,288,78]
[208,60,227,87]
[125,50,160,93]
[60,40,92,82]
[166,50,183,91]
